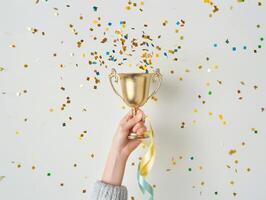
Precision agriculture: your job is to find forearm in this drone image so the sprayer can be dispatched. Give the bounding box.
[101,148,128,186]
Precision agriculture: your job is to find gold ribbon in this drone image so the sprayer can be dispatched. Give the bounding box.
[137,116,156,200]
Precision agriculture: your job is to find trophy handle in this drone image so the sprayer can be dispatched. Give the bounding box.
[147,68,162,101]
[109,68,125,102]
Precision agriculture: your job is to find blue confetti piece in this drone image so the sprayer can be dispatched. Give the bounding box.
[108,22,112,26]
[232,47,237,51]
[93,6,98,12]
[163,52,168,57]
[213,43,218,47]
[106,51,110,55]
[96,71,100,75]
[176,21,180,26]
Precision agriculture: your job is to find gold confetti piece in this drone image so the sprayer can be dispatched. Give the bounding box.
[198,166,203,170]
[171,157,176,165]
[0,176,5,182]
[151,96,158,101]
[0,66,5,72]
[229,180,235,185]
[9,44,16,48]
[79,130,87,140]
[229,149,237,155]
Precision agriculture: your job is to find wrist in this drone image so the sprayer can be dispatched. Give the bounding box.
[101,149,128,186]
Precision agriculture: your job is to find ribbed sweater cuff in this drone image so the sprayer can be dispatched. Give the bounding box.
[90,180,128,200]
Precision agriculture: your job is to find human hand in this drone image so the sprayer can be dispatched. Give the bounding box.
[112,109,147,159]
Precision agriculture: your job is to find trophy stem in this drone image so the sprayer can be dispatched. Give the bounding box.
[131,107,138,117]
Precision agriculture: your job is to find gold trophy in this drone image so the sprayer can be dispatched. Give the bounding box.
[109,68,162,139]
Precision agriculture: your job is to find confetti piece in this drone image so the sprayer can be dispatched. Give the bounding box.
[251,128,258,134]
[93,6,98,12]
[0,176,5,182]
[0,66,5,72]
[229,149,237,155]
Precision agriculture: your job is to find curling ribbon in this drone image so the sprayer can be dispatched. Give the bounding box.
[137,116,156,200]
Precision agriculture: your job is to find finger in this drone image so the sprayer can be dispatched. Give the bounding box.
[120,110,133,125]
[132,121,145,133]
[123,110,144,131]
[136,127,147,136]
[137,108,146,121]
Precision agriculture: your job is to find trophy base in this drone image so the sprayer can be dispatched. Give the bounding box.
[128,133,149,140]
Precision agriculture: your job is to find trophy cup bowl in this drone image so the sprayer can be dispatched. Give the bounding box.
[109,68,162,139]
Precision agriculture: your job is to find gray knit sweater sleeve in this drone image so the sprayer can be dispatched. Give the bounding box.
[89,181,128,200]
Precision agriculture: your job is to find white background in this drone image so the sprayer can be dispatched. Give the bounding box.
[0,0,266,200]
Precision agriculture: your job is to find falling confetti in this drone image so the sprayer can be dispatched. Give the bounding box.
[0,176,5,182]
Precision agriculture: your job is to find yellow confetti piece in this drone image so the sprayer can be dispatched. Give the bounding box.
[229,149,237,155]
[0,176,5,182]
